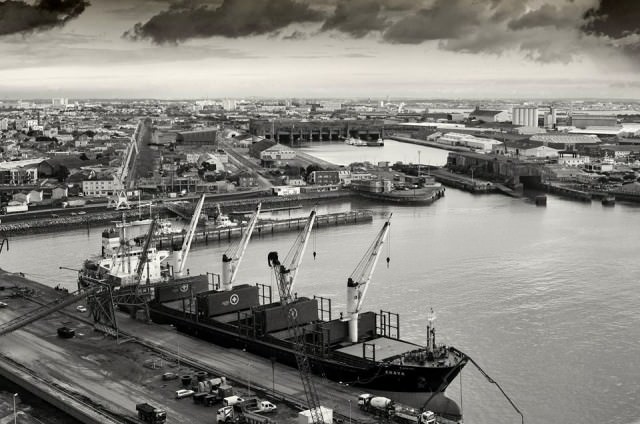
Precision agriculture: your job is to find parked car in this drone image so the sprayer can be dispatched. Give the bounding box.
[0,301,7,308]
[76,305,87,313]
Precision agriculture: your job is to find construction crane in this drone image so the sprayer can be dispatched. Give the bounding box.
[175,194,206,277]
[221,203,261,291]
[346,214,392,343]
[267,210,325,424]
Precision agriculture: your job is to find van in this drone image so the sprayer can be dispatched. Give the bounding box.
[175,389,195,399]
[222,395,244,407]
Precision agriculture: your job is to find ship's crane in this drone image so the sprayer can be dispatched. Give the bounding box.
[346,214,391,343]
[221,203,261,291]
[175,194,206,277]
[135,218,158,285]
[267,210,326,424]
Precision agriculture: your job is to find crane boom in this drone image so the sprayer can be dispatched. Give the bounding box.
[346,214,391,343]
[176,194,206,276]
[135,219,157,284]
[267,210,325,424]
[268,210,316,303]
[221,203,261,291]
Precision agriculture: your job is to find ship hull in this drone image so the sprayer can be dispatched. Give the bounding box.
[354,187,445,205]
[150,306,465,393]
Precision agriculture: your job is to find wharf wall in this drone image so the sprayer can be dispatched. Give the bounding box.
[429,169,497,194]
[544,183,592,202]
[389,136,472,153]
[0,353,121,424]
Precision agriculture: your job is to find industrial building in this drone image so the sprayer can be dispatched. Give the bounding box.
[469,108,510,123]
[249,119,384,144]
[175,129,218,147]
[437,132,503,152]
[512,106,538,127]
[571,114,617,128]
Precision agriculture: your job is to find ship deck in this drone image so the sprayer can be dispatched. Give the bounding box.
[336,336,421,361]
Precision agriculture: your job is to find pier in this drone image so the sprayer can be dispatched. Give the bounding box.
[155,210,373,248]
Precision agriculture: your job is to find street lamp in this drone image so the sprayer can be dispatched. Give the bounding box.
[348,399,352,424]
[13,393,18,424]
[417,151,421,177]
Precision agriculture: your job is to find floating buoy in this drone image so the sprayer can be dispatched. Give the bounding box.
[386,257,390,268]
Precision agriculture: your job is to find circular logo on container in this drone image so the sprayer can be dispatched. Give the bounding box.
[289,308,298,320]
[179,284,189,293]
[230,294,239,305]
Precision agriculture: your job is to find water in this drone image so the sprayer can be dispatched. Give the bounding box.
[297,139,449,167]
[2,143,640,424]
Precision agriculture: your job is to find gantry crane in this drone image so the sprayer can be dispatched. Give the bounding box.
[267,210,326,424]
[346,214,392,343]
[175,194,206,277]
[221,203,261,291]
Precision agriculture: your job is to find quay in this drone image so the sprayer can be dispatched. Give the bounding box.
[153,210,372,248]
[429,168,497,194]
[0,271,377,424]
[389,136,473,153]
[544,183,592,202]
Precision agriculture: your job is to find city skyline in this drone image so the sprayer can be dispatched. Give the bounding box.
[1,0,639,99]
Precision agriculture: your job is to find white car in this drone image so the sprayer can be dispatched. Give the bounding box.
[76,305,87,313]
[0,301,7,308]
[175,389,195,399]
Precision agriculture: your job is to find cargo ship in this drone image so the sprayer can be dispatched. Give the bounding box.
[149,213,466,394]
[80,206,467,394]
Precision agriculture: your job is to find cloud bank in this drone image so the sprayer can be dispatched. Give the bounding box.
[0,0,89,35]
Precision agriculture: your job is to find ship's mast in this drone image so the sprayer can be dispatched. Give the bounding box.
[426,308,436,352]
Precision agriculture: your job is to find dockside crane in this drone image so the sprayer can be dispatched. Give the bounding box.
[175,194,206,277]
[221,203,261,291]
[267,210,326,424]
[346,214,392,343]
[135,218,158,285]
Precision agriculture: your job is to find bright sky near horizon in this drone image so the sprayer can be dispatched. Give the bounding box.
[1,0,640,99]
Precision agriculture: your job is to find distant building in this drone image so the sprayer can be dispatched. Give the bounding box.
[0,118,8,131]
[530,134,601,150]
[82,177,123,197]
[238,172,257,188]
[259,144,296,167]
[0,159,41,184]
[175,129,218,147]
[512,106,538,127]
[469,107,510,123]
[51,186,68,200]
[437,132,503,152]
[308,170,340,185]
[222,99,237,111]
[571,114,617,128]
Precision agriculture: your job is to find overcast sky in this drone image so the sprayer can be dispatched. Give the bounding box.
[1,0,639,100]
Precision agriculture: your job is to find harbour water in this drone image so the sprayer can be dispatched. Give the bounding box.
[1,142,640,424]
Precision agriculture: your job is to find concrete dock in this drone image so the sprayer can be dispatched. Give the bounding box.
[0,271,381,424]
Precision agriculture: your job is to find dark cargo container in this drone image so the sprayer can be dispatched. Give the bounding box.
[197,284,259,318]
[155,275,209,303]
[254,297,318,334]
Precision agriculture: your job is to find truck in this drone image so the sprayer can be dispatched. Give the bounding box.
[62,199,87,208]
[242,398,277,414]
[358,394,436,424]
[135,403,167,424]
[2,204,28,214]
[216,405,277,424]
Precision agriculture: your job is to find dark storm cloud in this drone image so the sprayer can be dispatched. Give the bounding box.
[124,0,324,43]
[582,0,640,38]
[0,0,89,36]
[582,0,640,58]
[382,0,483,44]
[321,0,387,38]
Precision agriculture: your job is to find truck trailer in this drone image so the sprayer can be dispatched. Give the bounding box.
[135,403,167,424]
